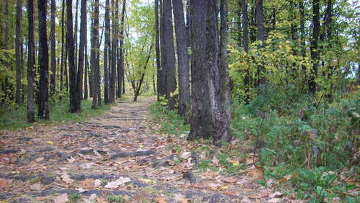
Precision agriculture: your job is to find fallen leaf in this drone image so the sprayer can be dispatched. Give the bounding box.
[30,182,42,191]
[47,141,54,145]
[269,192,283,198]
[53,193,69,203]
[221,176,238,183]
[0,178,10,189]
[180,151,191,159]
[247,167,264,180]
[105,177,131,189]
[174,194,188,203]
[80,179,95,189]
[94,179,102,187]
[154,197,167,203]
[61,173,74,184]
[96,197,108,203]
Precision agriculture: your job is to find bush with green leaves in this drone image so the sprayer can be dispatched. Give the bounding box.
[231,84,360,201]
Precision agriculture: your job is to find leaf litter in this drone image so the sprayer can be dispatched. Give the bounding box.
[0,97,303,202]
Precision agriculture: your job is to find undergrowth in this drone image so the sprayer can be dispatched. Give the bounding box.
[232,84,360,202]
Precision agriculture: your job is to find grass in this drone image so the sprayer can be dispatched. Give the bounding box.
[148,101,189,136]
[0,98,112,130]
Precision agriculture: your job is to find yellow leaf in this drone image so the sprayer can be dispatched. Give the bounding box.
[47,141,54,145]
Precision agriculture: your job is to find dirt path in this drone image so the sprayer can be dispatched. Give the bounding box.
[0,97,299,203]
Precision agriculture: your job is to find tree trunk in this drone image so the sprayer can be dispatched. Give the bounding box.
[103,0,110,104]
[172,0,190,117]
[50,0,56,95]
[161,0,177,108]
[15,0,23,104]
[217,0,232,144]
[27,0,35,123]
[67,0,80,112]
[255,0,265,86]
[188,0,214,140]
[117,0,126,98]
[74,0,79,69]
[78,0,87,101]
[155,0,161,101]
[60,0,65,91]
[309,0,320,94]
[133,45,153,102]
[2,0,9,49]
[91,0,101,108]
[241,0,250,103]
[38,0,50,120]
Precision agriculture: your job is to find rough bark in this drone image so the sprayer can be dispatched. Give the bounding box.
[309,0,320,94]
[74,0,79,69]
[172,0,190,117]
[15,0,23,104]
[78,0,87,101]
[104,0,110,104]
[158,0,166,98]
[161,0,177,108]
[38,0,50,120]
[27,0,35,123]
[217,0,232,144]
[50,0,56,95]
[188,0,214,140]
[91,0,101,108]
[67,0,80,112]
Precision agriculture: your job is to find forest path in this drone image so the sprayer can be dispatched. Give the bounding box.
[0,97,299,203]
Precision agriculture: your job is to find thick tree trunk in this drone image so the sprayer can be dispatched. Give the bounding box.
[67,0,80,112]
[155,0,161,101]
[188,0,214,140]
[38,0,50,120]
[309,0,320,94]
[217,0,232,144]
[27,0,35,123]
[50,0,56,95]
[91,0,101,108]
[161,0,177,108]
[172,0,190,117]
[255,0,265,86]
[78,0,87,101]
[15,0,23,104]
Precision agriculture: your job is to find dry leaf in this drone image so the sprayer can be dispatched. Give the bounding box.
[61,173,74,184]
[80,179,95,189]
[154,197,167,203]
[30,182,42,191]
[53,193,69,203]
[221,176,238,183]
[269,192,283,198]
[0,178,10,189]
[105,177,131,189]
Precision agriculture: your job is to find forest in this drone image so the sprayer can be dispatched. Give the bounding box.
[0,0,359,202]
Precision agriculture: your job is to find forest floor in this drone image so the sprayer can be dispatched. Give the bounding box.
[0,97,303,203]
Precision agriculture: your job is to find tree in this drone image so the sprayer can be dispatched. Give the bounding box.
[50,0,56,95]
[60,0,66,91]
[15,0,23,104]
[154,0,161,100]
[91,0,101,108]
[309,0,320,94]
[104,0,110,104]
[27,0,35,123]
[160,0,177,108]
[78,0,87,101]
[38,0,50,120]
[110,0,118,103]
[67,0,80,112]
[188,0,214,140]
[117,0,127,98]
[172,0,190,117]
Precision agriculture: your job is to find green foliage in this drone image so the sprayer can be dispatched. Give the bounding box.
[68,193,81,203]
[0,97,111,130]
[106,195,128,203]
[231,86,360,201]
[149,101,189,136]
[0,49,16,108]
